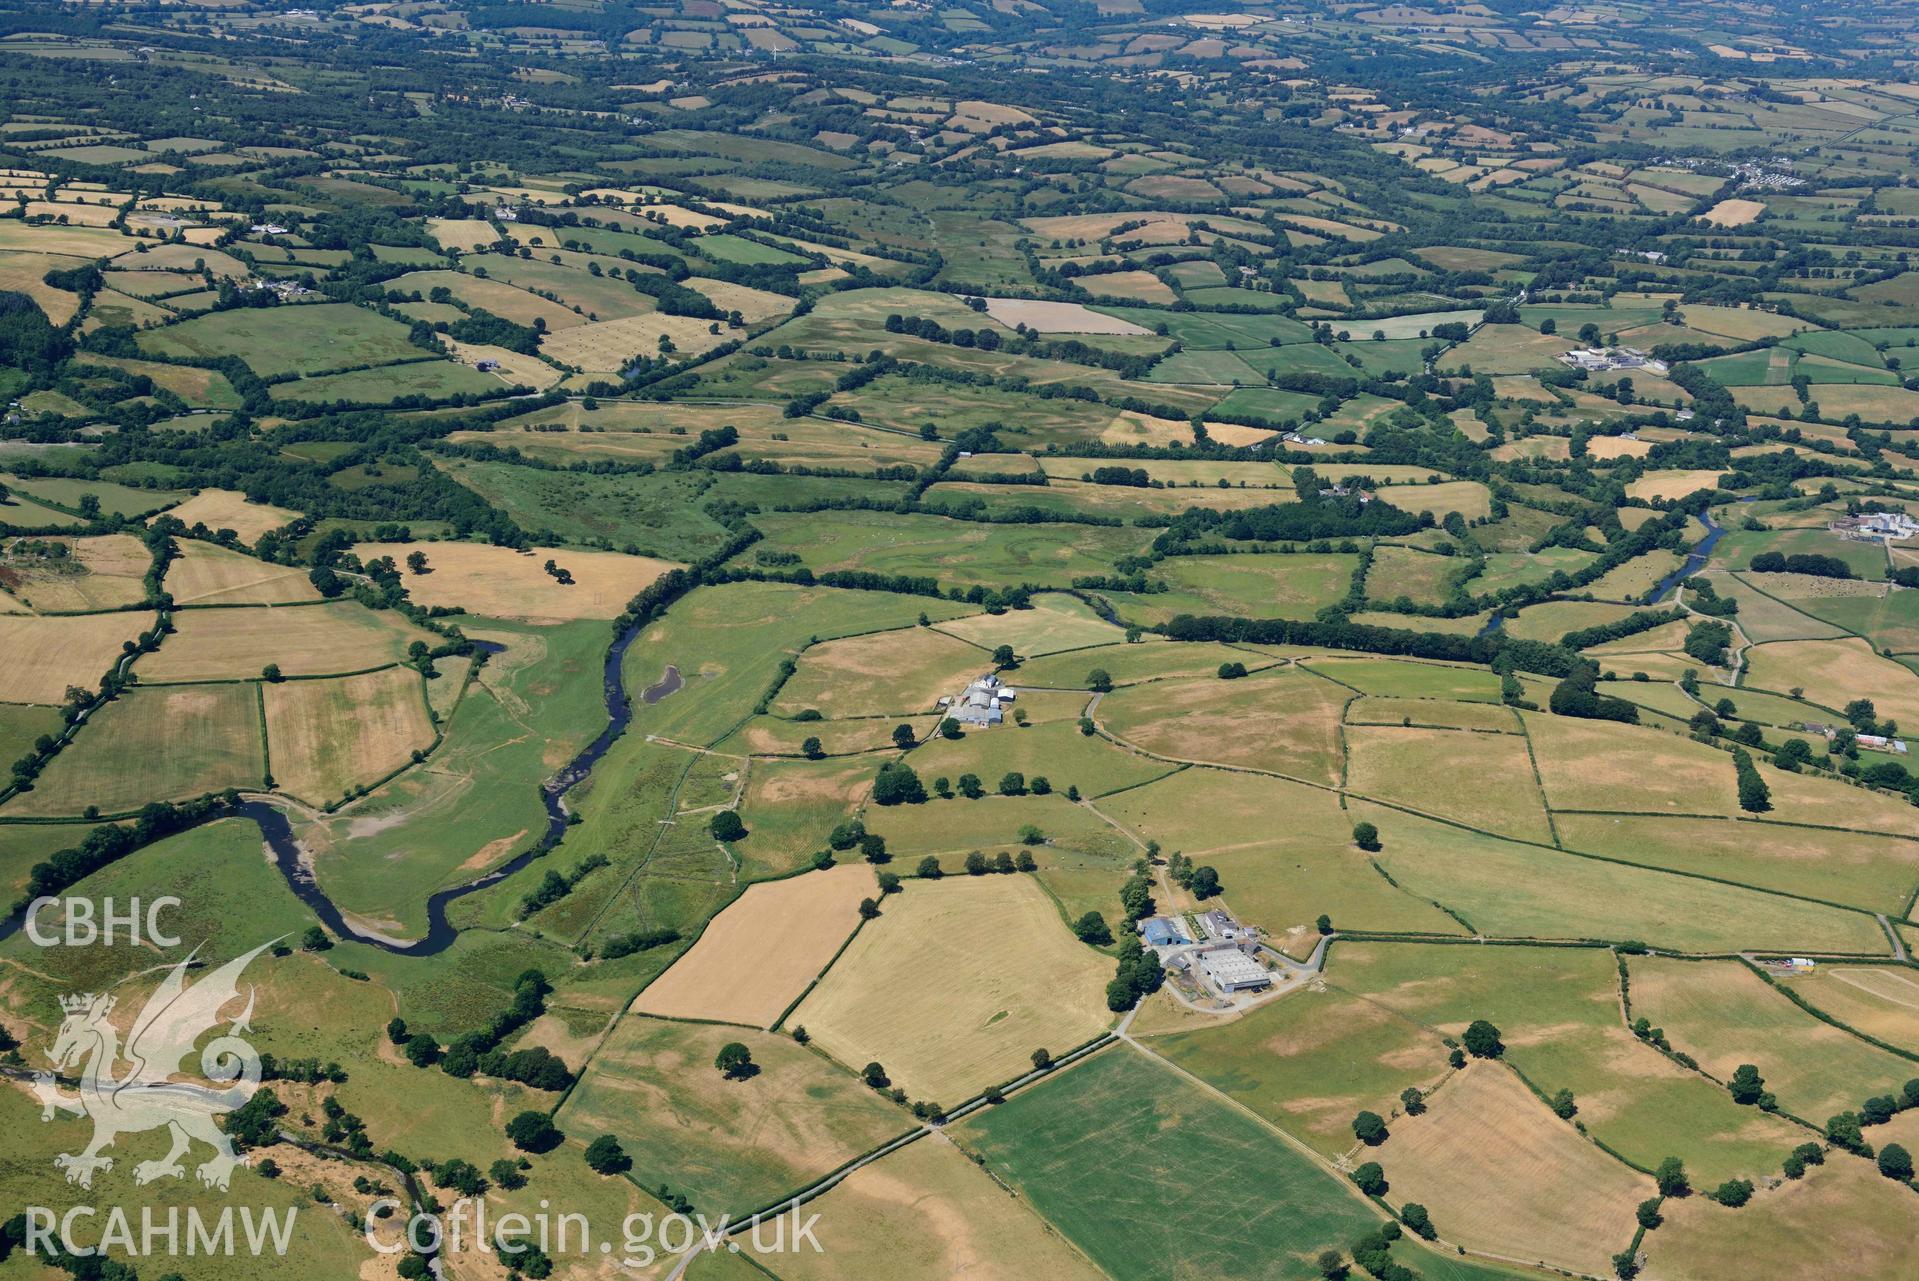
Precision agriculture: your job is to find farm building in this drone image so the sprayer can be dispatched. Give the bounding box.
[1140,917,1190,949]
[1559,347,1669,376]
[1830,511,1919,543]
[950,673,1014,727]
[1197,946,1271,992]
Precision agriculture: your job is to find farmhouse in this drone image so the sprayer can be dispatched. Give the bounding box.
[1198,909,1245,941]
[1197,945,1272,993]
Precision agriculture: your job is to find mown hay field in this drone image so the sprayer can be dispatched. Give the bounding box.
[355,540,679,621]
[631,863,876,1028]
[792,874,1112,1103]
[264,666,436,806]
[0,610,155,703]
[164,488,299,541]
[165,540,320,605]
[141,601,439,682]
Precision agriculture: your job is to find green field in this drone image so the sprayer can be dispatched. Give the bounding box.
[137,301,426,377]
[960,1045,1525,1281]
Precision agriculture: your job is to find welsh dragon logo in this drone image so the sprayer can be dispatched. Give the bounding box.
[32,940,276,1191]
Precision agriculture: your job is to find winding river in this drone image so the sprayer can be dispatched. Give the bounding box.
[1,611,678,957]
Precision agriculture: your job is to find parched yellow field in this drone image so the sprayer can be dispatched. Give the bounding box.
[539,311,736,371]
[1344,726,1552,843]
[1624,469,1728,502]
[1,533,150,611]
[775,626,985,716]
[352,540,679,621]
[931,592,1125,657]
[425,217,496,251]
[164,488,299,541]
[0,610,155,703]
[1647,1128,1919,1281]
[1743,636,1919,729]
[1700,198,1766,227]
[264,666,436,806]
[1344,696,1520,732]
[164,540,320,605]
[632,863,878,1028]
[768,1132,1109,1281]
[685,276,794,323]
[1374,1063,1648,1275]
[140,602,439,682]
[791,875,1113,1104]
[1099,666,1347,785]
[1779,964,1919,1056]
[1524,713,1737,814]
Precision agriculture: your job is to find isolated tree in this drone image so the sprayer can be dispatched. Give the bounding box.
[1352,1111,1389,1145]
[891,723,916,750]
[1352,821,1380,851]
[1072,910,1113,944]
[262,663,283,683]
[1878,1143,1913,1181]
[1031,1047,1053,1070]
[801,736,824,759]
[406,551,429,574]
[1635,1199,1662,1230]
[714,1042,755,1079]
[1550,1088,1577,1120]
[1400,1203,1434,1239]
[940,717,963,740]
[1087,668,1113,693]
[1317,913,1333,934]
[1316,1250,1348,1281]
[917,855,942,878]
[583,1135,630,1175]
[505,1111,561,1153]
[964,850,988,875]
[710,810,746,842]
[862,1062,889,1089]
[998,771,1027,796]
[1463,1019,1503,1059]
[1708,1179,1753,1208]
[957,772,984,799]
[1399,1087,1425,1117]
[991,644,1016,669]
[1728,1064,1765,1106]
[1654,1156,1689,1197]
[858,897,881,919]
[859,832,888,864]
[1189,866,1221,899]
